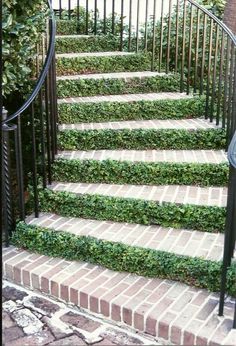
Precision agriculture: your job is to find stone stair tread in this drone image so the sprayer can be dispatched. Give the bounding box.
[56,51,135,58]
[48,182,227,207]
[26,213,225,261]
[56,34,91,38]
[59,118,218,131]
[3,246,235,345]
[58,92,192,104]
[57,149,227,164]
[57,71,166,80]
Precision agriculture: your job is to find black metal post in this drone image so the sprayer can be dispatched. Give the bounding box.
[2,108,15,246]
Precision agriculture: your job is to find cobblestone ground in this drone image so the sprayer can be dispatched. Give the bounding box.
[2,280,162,346]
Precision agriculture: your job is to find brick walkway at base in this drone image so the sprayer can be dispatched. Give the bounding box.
[59,118,217,131]
[3,280,158,346]
[57,149,228,164]
[57,92,192,104]
[57,71,166,81]
[49,182,227,207]
[26,213,225,261]
[3,247,236,346]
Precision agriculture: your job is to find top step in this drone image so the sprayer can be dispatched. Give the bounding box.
[56,51,134,59]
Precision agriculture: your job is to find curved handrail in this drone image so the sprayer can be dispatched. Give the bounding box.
[188,0,236,46]
[228,131,236,168]
[2,0,56,124]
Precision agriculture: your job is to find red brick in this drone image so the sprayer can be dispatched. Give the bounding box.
[51,281,59,297]
[31,273,40,289]
[80,292,88,309]
[171,326,181,345]
[124,277,147,296]
[196,336,208,345]
[183,331,195,345]
[61,284,69,302]
[100,300,110,317]
[134,312,144,331]
[111,303,121,322]
[123,307,132,326]
[147,282,171,304]
[145,316,157,336]
[90,295,98,313]
[23,269,30,287]
[70,288,79,305]
[41,276,49,293]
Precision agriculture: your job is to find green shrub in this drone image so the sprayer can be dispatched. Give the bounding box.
[38,188,226,233]
[58,97,205,123]
[52,159,229,187]
[58,128,226,151]
[56,53,153,76]
[12,222,236,295]
[56,34,120,53]
[57,74,181,98]
[3,0,48,96]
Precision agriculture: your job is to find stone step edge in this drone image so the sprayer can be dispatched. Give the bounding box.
[56,34,92,38]
[58,118,218,131]
[26,212,225,261]
[48,182,228,208]
[56,51,135,58]
[56,149,228,165]
[56,71,168,81]
[57,92,194,104]
[3,246,236,346]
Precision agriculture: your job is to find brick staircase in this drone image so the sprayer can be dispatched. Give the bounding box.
[3,33,236,345]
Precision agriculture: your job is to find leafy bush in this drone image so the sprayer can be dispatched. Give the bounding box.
[53,159,229,187]
[56,53,153,76]
[2,0,48,96]
[58,96,205,123]
[57,74,181,98]
[58,128,226,150]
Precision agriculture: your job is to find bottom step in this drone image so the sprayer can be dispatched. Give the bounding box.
[3,246,236,346]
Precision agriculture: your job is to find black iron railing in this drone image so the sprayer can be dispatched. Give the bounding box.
[219,130,236,328]
[1,0,57,245]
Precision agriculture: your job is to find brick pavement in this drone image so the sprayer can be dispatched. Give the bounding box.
[57,149,228,164]
[57,92,192,104]
[57,71,167,81]
[26,213,226,261]
[49,182,228,207]
[3,248,236,345]
[59,118,217,131]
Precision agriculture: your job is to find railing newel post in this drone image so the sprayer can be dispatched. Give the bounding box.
[2,107,14,246]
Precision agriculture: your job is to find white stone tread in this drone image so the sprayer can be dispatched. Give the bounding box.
[56,51,134,58]
[58,92,192,104]
[57,149,228,164]
[48,182,227,207]
[26,213,226,261]
[57,71,167,81]
[56,34,91,38]
[59,118,219,131]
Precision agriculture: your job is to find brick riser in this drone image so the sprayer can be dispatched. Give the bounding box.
[3,247,236,346]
